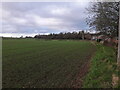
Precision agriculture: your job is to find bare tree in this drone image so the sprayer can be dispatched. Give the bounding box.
[86,2,119,37]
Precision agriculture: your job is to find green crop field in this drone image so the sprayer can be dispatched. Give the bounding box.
[2,39,96,88]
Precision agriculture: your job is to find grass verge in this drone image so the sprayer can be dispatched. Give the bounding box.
[82,43,119,88]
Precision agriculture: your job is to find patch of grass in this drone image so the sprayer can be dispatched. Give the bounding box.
[83,43,118,88]
[2,39,96,88]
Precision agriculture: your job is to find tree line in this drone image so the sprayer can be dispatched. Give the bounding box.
[34,31,89,40]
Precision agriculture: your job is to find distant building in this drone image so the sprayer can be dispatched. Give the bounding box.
[84,33,92,40]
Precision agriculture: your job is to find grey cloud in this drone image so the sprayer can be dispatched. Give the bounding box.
[1,2,90,36]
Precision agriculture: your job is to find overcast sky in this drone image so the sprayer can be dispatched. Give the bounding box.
[1,2,90,37]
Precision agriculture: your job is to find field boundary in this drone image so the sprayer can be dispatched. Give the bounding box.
[71,42,96,88]
[82,43,118,88]
[71,58,90,88]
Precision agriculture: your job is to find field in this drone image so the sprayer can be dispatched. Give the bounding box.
[2,39,96,88]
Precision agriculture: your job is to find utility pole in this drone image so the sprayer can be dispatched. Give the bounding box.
[82,31,84,40]
[118,1,120,66]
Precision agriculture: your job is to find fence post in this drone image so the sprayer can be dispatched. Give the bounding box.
[118,1,120,65]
